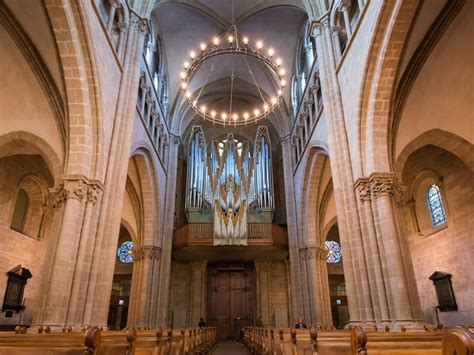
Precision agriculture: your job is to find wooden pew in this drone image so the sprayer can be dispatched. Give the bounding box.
[351,326,444,355]
[0,327,100,354]
[442,325,474,355]
[98,328,136,354]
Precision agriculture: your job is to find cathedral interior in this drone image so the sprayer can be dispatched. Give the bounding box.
[0,0,473,353]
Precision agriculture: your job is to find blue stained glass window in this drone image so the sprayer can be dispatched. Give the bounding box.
[325,240,342,264]
[117,241,134,263]
[426,184,447,227]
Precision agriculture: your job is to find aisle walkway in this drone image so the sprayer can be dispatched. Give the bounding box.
[211,342,250,355]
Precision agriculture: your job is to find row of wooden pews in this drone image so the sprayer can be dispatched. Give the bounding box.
[244,325,473,354]
[0,326,217,354]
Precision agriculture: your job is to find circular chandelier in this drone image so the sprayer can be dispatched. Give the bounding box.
[180,24,286,126]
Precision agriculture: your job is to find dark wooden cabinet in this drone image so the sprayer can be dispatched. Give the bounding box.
[207,263,255,340]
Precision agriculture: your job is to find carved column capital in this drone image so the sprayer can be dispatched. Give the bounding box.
[135,18,149,34]
[369,173,405,203]
[134,245,162,261]
[117,21,128,34]
[87,183,103,205]
[300,246,327,261]
[354,178,371,202]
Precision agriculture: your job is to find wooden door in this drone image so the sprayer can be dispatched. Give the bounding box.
[207,264,255,340]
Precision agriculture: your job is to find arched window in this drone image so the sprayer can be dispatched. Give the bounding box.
[10,189,29,233]
[291,78,299,117]
[117,240,135,263]
[325,240,342,264]
[426,184,447,227]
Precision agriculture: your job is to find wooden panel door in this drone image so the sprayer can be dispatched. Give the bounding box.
[207,265,255,340]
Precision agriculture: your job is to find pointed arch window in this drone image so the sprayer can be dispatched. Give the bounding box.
[10,189,29,233]
[426,184,447,227]
[117,241,134,263]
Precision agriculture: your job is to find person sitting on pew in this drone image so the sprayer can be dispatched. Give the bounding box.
[198,317,206,328]
[294,318,308,329]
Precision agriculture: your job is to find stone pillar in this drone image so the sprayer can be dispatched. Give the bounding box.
[189,260,207,327]
[33,177,88,329]
[155,134,180,326]
[280,136,303,318]
[128,245,161,328]
[302,246,332,327]
[368,173,423,330]
[254,260,272,326]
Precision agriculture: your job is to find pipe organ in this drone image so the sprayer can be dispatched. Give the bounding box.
[185,126,274,245]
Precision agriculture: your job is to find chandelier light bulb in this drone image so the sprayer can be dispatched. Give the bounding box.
[184,61,189,69]
[279,69,286,76]
[213,37,219,46]
[232,113,238,121]
[185,91,191,98]
[211,110,216,118]
[276,58,282,66]
[180,72,186,79]
[221,112,227,120]
[263,104,269,112]
[200,105,207,113]
[243,37,249,45]
[228,35,234,43]
[281,79,286,87]
[271,97,277,105]
[181,82,187,90]
[254,109,260,116]
[192,100,198,107]
[277,89,283,96]
[256,41,263,50]
[200,43,206,51]
[243,112,249,120]
[190,51,196,59]
[268,48,274,57]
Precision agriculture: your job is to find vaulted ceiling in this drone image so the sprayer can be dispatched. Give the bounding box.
[151,0,309,138]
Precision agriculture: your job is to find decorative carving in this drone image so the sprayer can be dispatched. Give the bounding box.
[134,245,161,261]
[50,185,68,209]
[87,184,101,204]
[300,246,327,261]
[71,180,85,201]
[354,178,371,202]
[369,173,405,203]
[136,18,149,34]
[117,21,128,34]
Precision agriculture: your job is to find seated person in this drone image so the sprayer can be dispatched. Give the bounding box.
[294,317,308,329]
[198,317,206,328]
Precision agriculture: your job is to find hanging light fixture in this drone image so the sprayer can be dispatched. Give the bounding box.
[179,22,285,126]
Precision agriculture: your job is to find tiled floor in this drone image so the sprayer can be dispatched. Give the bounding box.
[211,342,251,354]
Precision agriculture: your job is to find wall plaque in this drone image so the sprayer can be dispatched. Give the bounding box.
[429,271,458,312]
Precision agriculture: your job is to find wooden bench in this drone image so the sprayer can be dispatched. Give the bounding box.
[0,327,100,354]
[98,328,136,354]
[442,325,474,355]
[351,326,444,355]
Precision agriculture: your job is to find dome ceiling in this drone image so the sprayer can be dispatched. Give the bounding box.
[151,0,307,134]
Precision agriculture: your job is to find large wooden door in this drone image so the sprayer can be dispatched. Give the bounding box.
[207,264,255,340]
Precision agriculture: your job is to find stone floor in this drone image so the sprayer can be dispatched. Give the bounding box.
[211,342,250,354]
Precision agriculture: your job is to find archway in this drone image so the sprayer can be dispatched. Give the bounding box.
[107,224,135,329]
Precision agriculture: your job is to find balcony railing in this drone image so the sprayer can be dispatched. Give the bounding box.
[173,223,288,249]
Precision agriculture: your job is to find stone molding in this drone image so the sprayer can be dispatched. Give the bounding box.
[134,245,162,261]
[299,246,327,261]
[50,177,104,208]
[368,173,405,203]
[354,174,405,203]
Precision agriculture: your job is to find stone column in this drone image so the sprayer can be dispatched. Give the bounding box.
[128,245,161,328]
[303,246,333,327]
[369,173,423,330]
[82,16,150,328]
[33,177,88,329]
[155,134,180,326]
[254,260,272,326]
[189,260,207,327]
[354,178,390,326]
[280,136,303,318]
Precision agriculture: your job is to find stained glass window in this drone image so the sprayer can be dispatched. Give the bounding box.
[117,241,134,263]
[426,184,447,227]
[325,240,342,264]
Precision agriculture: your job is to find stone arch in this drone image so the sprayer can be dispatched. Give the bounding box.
[43,1,100,178]
[299,145,330,246]
[358,1,420,175]
[120,217,139,246]
[0,131,62,181]
[129,147,160,246]
[395,129,474,180]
